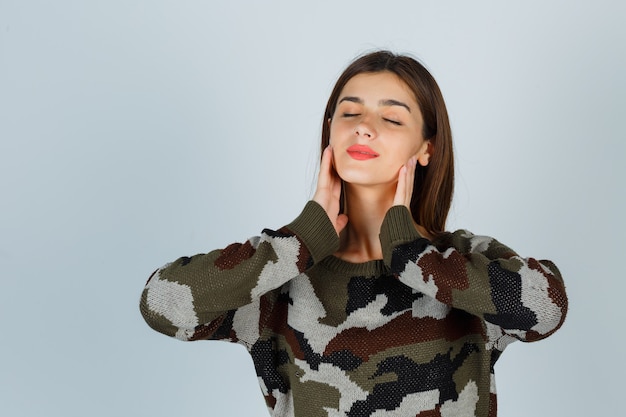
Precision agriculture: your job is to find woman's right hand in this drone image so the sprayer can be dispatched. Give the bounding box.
[313,146,349,236]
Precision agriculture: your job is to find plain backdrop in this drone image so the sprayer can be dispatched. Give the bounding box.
[1,1,624,416]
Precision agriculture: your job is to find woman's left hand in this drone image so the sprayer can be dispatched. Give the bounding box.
[392,156,417,209]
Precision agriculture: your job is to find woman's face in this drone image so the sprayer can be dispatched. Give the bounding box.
[329,71,431,188]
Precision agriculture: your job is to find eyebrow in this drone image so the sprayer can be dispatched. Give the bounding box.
[338,96,412,113]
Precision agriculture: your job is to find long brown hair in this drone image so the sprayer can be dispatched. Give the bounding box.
[321,50,454,236]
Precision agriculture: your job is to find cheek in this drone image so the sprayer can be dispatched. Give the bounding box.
[328,124,342,146]
[329,119,356,141]
[406,137,426,158]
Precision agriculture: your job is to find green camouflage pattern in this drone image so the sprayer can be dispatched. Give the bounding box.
[140,202,568,416]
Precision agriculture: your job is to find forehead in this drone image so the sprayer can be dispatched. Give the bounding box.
[339,71,417,105]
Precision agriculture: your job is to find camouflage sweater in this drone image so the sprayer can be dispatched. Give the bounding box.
[140,201,568,417]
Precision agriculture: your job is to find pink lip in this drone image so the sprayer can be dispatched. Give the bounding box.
[347,145,379,160]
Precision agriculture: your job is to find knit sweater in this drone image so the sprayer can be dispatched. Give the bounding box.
[140,201,568,417]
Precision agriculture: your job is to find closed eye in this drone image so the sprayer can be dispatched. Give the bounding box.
[383,118,402,126]
[342,113,360,118]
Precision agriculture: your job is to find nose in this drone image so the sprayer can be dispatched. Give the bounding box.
[355,120,376,139]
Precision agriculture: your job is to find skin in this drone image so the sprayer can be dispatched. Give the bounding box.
[313,72,433,263]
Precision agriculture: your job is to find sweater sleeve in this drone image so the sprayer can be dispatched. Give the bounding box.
[380,206,568,342]
[139,201,339,343]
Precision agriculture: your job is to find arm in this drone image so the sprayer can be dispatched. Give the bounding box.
[139,201,339,342]
[140,146,346,343]
[380,205,568,342]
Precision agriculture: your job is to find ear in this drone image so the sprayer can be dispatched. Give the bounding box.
[416,140,433,167]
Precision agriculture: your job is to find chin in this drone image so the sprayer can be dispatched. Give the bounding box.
[337,170,394,187]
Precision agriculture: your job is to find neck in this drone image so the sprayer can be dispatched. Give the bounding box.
[336,183,396,263]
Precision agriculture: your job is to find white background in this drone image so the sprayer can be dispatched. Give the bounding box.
[1,1,624,416]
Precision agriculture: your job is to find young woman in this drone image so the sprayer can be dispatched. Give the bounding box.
[140,50,568,417]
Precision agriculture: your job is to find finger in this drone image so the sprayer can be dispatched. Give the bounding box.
[394,165,407,206]
[405,157,416,207]
[317,146,332,189]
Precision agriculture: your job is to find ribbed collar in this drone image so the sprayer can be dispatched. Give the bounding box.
[318,255,388,277]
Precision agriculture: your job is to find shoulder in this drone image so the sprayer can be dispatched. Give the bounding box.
[432,229,486,249]
[433,229,513,257]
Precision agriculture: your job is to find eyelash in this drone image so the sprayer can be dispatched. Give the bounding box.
[384,118,402,126]
[342,113,402,126]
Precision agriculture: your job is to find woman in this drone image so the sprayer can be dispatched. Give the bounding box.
[140,50,568,417]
